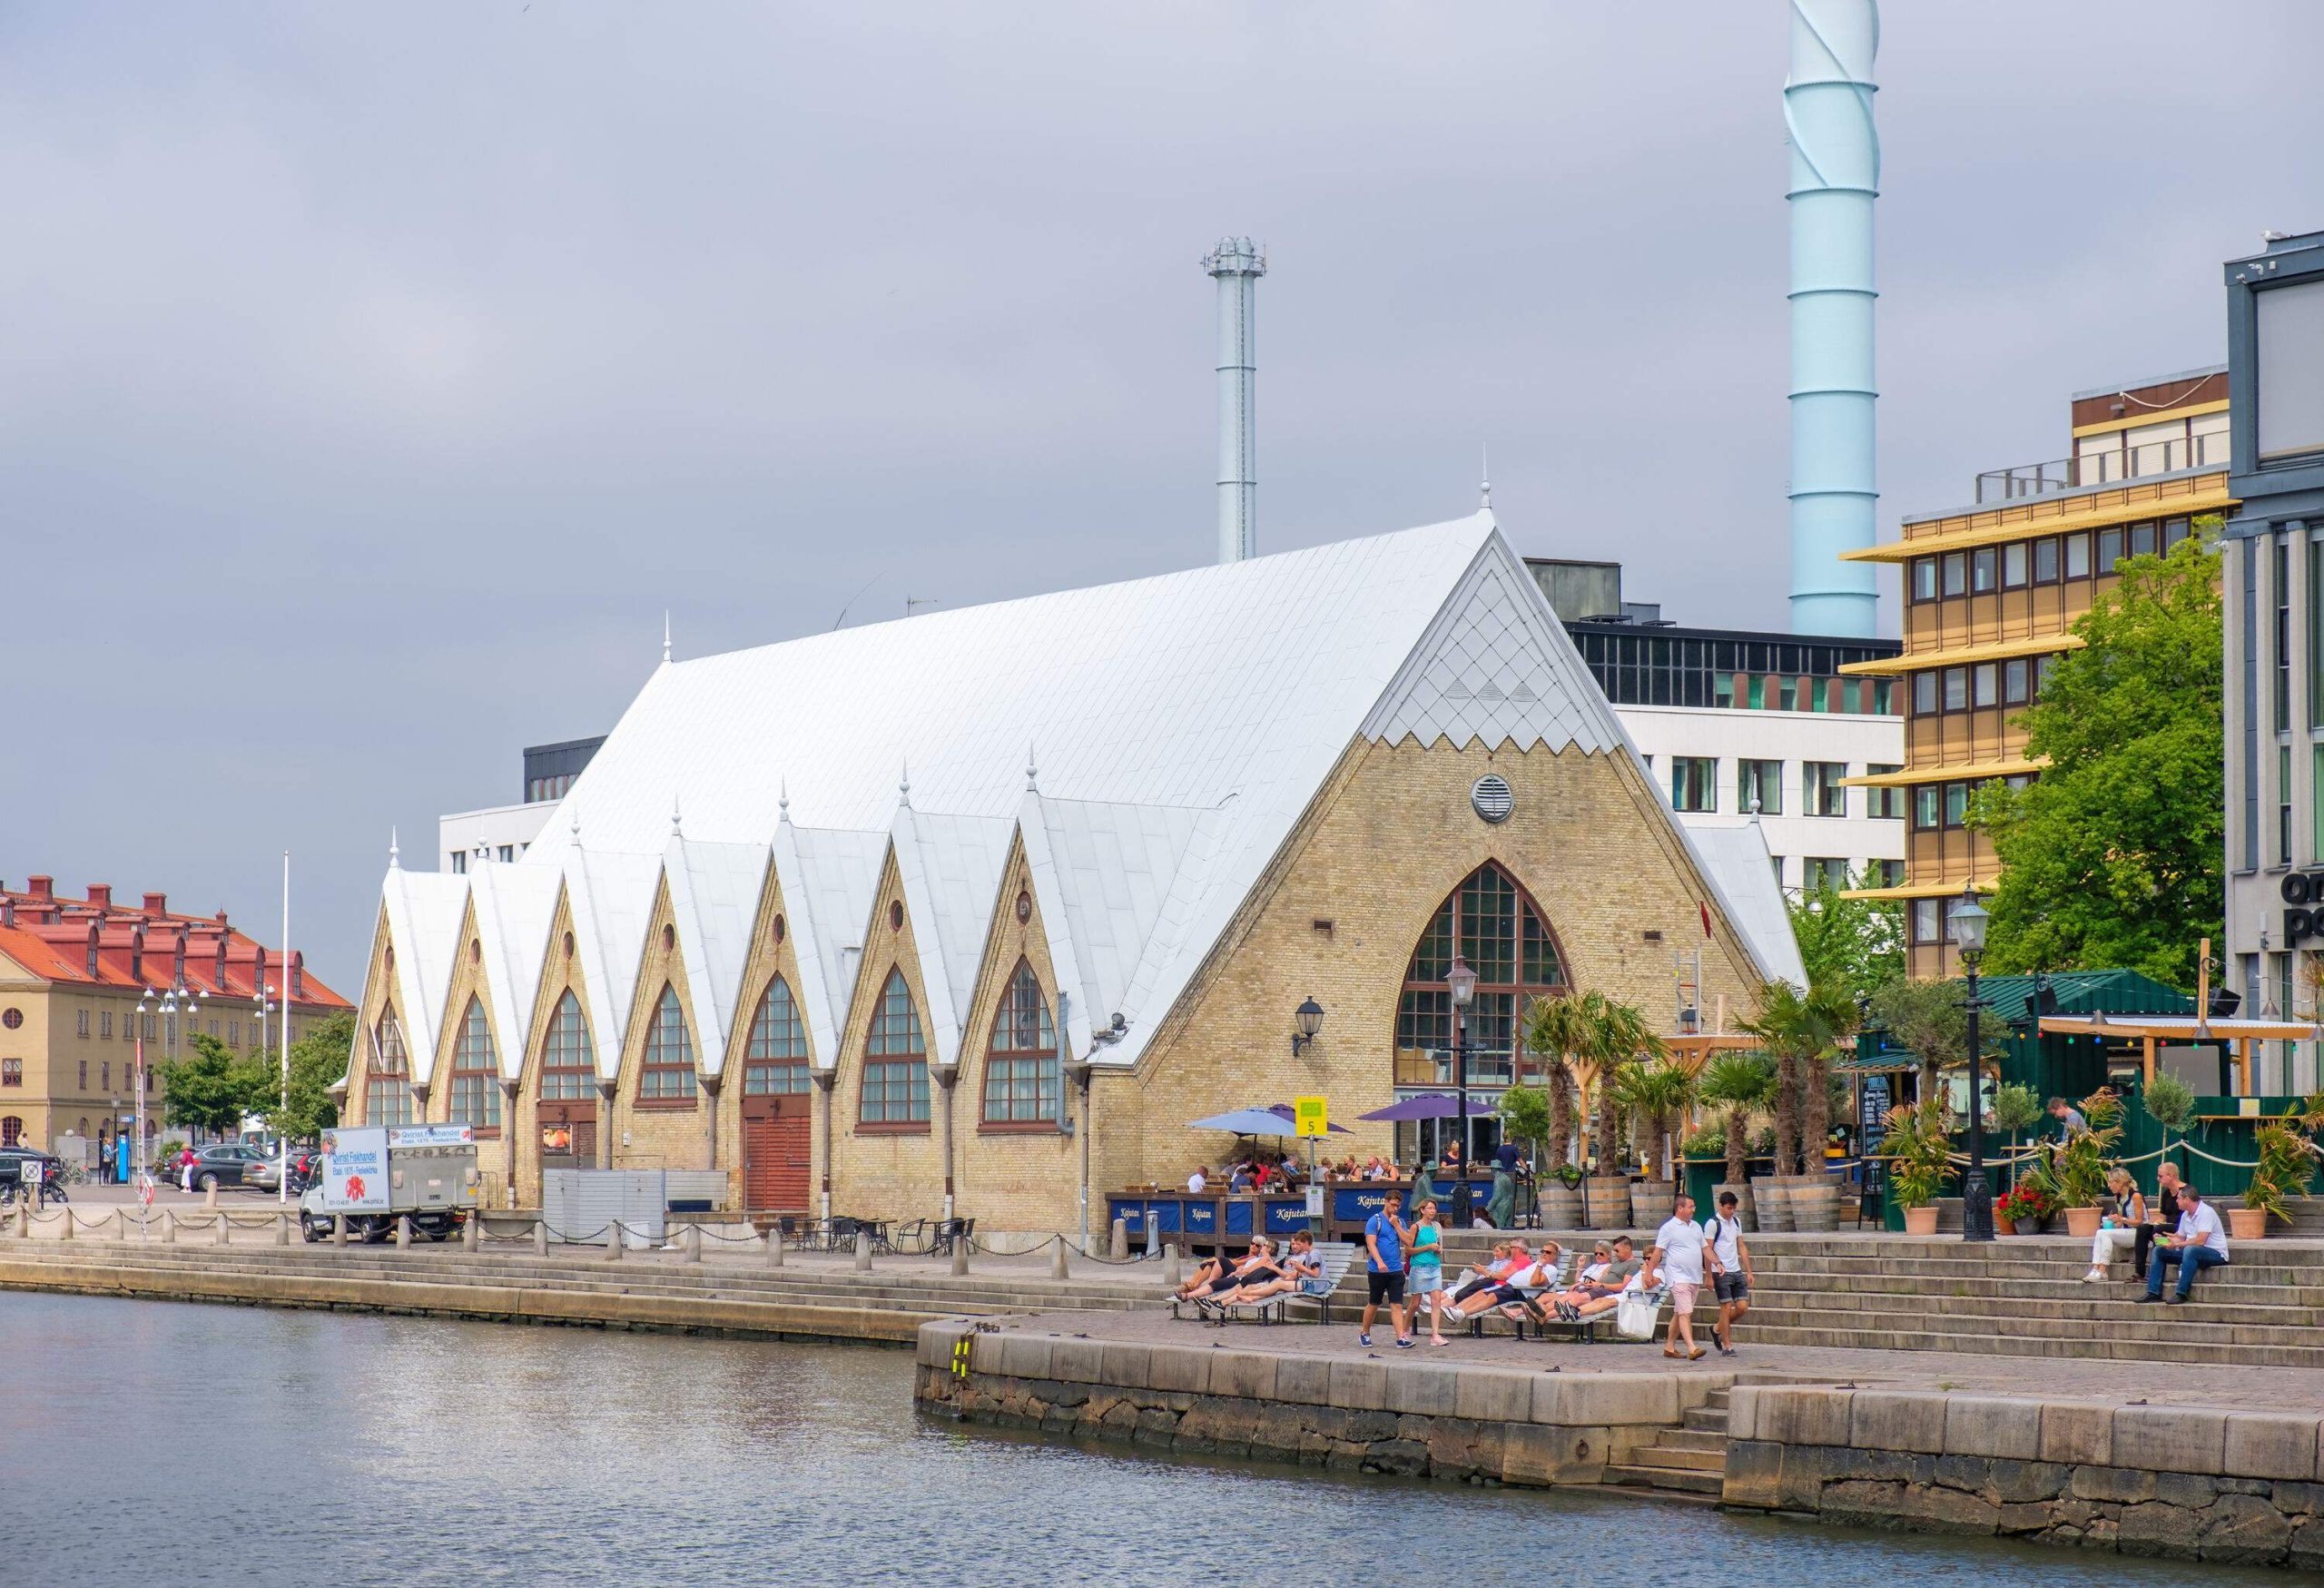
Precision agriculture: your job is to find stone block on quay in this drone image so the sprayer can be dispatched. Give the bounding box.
[1327,1358,1387,1412]
[1384,1361,1461,1416]
[1097,1342,1152,1389]
[1502,1422,1610,1488]
[916,1321,970,1369]
[1724,1386,1761,1443]
[1452,1366,1535,1425]
[1756,1386,1854,1448]
[2202,1494,2295,1566]
[2290,1513,2324,1572]
[2071,1464,2157,1504]
[1247,1402,1311,1458]
[2116,1499,2206,1560]
[970,1330,1008,1375]
[1819,1478,1906,1528]
[999,1334,1055,1381]
[1777,1442,1830,1511]
[1209,1350,1276,1402]
[1850,1390,1947,1455]
[1542,1373,1679,1429]
[1273,1353,1331,1406]
[1720,1438,1786,1510]
[2115,1405,2227,1476]
[1894,1481,2002,1534]
[2038,1402,2114,1468]
[1942,1396,2041,1462]
[1049,1338,1104,1386]
[1146,1345,1211,1396]
[2222,1412,2320,1482]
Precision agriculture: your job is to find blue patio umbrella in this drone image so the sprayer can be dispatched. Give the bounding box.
[1187,1107,1304,1137]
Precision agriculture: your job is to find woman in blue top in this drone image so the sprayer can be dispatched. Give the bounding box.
[1407,1199,1449,1346]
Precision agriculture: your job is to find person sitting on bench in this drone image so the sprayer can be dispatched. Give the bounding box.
[1172,1241,1275,1306]
[1193,1239,1285,1314]
[1444,1240,1533,1309]
[1437,1242,1561,1323]
[1216,1232,1329,1308]
[1546,1237,1641,1322]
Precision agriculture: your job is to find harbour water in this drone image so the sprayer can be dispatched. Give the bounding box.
[0,1293,2282,1585]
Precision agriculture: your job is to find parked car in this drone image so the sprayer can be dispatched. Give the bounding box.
[0,1148,64,1198]
[186,1142,271,1192]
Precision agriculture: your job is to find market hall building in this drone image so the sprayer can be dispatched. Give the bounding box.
[340,513,1801,1238]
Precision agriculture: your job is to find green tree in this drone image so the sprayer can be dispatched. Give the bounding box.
[1867,974,1970,1108]
[162,1033,275,1135]
[1787,864,1904,1004]
[265,1009,352,1142]
[1969,532,2222,987]
[1738,980,1856,1175]
[1519,992,1592,1168]
[1580,993,1664,1171]
[1699,1050,1777,1189]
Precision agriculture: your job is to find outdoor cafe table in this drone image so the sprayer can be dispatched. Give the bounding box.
[1106,1178,1492,1250]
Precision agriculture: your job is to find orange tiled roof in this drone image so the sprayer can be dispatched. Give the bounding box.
[0,878,350,1008]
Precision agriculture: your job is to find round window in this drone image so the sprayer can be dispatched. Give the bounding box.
[773,913,787,944]
[663,923,676,952]
[563,932,576,960]
[1016,891,1031,924]
[0,1008,18,1030]
[469,940,481,963]
[1471,774,1514,824]
[889,900,905,932]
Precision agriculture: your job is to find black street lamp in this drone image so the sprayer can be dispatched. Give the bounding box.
[1446,955,1478,1228]
[1950,883,1994,1242]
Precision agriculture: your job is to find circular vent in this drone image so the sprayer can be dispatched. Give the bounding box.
[1471,774,1514,824]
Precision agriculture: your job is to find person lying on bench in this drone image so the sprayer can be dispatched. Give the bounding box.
[1216,1232,1330,1308]
[1444,1239,1533,1309]
[1437,1242,1561,1323]
[1192,1239,1285,1315]
[1172,1241,1275,1306]
[1546,1238,1641,1322]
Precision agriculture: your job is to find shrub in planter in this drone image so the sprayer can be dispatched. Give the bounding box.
[1876,1101,1955,1235]
[2053,1089,2122,1237]
[1995,1180,2054,1234]
[2240,1117,2319,1238]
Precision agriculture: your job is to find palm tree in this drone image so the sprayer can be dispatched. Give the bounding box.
[1613,1059,1699,1181]
[1520,992,1591,1169]
[1699,1050,1777,1190]
[1738,980,1853,1176]
[1797,981,1861,1172]
[1581,992,1665,1173]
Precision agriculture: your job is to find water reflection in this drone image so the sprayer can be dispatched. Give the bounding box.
[0,1295,2284,1587]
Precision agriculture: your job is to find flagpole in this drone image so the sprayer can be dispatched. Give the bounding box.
[280,851,291,1205]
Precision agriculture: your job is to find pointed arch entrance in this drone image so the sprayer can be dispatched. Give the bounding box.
[739,975,812,1210]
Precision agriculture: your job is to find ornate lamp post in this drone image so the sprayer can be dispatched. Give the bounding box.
[1950,883,1994,1243]
[1446,955,1478,1227]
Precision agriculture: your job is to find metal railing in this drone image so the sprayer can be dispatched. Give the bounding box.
[1974,429,2227,504]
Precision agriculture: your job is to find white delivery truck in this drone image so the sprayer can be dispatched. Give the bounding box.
[300,1124,480,1243]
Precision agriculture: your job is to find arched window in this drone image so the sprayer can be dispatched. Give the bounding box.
[982,961,1058,1125]
[366,1012,416,1126]
[0,1117,19,1148]
[639,984,697,1100]
[1396,863,1567,1076]
[540,991,596,1099]
[861,969,929,1125]
[743,977,810,1095]
[448,996,501,1127]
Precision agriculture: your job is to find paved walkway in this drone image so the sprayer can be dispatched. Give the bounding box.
[979,1302,2324,1415]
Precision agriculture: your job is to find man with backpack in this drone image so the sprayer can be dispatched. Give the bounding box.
[1705,1189,1753,1356]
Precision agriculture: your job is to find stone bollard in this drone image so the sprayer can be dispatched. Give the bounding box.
[332,1212,348,1247]
[1163,1243,1182,1287]
[533,1219,547,1257]
[57,1209,73,1243]
[464,1213,481,1253]
[276,1212,290,1248]
[162,1209,177,1245]
[204,1182,218,1211]
[1109,1217,1128,1262]
[854,1228,872,1272]
[115,1208,131,1244]
[682,1222,703,1265]
[214,1212,230,1247]
[395,1215,412,1249]
[1051,1238,1069,1280]
[15,1203,27,1240]
[767,1226,784,1267]
[603,1221,623,1261]
[950,1237,969,1277]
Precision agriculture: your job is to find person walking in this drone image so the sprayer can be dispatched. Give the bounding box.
[1641,1191,1710,1361]
[2131,1162,2184,1283]
[1407,1200,1450,1346]
[1705,1189,1753,1356]
[1360,1201,1413,1349]
[2137,1184,2230,1305]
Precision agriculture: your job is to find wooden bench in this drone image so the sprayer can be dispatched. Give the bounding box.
[1459,1252,1575,1342]
[1171,1242,1356,1325]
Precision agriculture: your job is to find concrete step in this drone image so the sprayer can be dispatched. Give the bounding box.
[1653,1427,1730,1455]
[1736,1297,2324,1346]
[1729,1320,2324,1369]
[1628,1443,1725,1473]
[1681,1407,1730,1434]
[1605,1462,1724,1496]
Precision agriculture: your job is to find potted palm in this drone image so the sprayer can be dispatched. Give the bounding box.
[1990,1082,2043,1193]
[1739,979,1856,1233]
[1615,1058,1698,1216]
[1699,1050,1777,1230]
[1878,1100,1956,1236]
[2237,1113,2318,1240]
[1520,993,1591,1228]
[2053,1090,2122,1239]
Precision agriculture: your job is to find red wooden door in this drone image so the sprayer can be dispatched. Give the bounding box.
[743,1105,811,1210]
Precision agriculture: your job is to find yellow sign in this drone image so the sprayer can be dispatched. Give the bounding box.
[1293,1095,1329,1138]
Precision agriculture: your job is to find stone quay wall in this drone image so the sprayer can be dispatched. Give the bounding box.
[1723,1385,2324,1570]
[911,1321,1717,1484]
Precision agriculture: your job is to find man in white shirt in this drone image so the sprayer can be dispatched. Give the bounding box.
[1704,1189,1753,1356]
[1640,1192,1714,1360]
[2139,1183,2230,1304]
[1187,1167,1208,1194]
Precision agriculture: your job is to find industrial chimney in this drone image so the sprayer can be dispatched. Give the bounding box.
[1785,0,1879,637]
[1204,237,1265,563]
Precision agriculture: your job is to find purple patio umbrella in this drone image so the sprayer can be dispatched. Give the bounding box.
[1356,1093,1464,1121]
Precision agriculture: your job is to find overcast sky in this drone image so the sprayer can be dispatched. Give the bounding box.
[5,3,2318,985]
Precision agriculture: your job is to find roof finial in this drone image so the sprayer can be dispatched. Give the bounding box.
[388,827,400,870]
[1026,743,1039,793]
[662,610,672,665]
[569,804,583,847]
[671,789,683,837]
[1480,443,1492,512]
[898,760,911,810]
[778,781,791,824]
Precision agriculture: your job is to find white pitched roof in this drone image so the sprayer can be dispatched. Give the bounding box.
[466,862,561,1076]
[1683,824,1807,988]
[559,843,662,1077]
[776,821,888,1068]
[663,835,770,1075]
[891,807,1015,1067]
[378,865,469,1084]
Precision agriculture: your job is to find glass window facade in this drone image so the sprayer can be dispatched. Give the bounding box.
[862,970,930,1124]
[639,984,698,1100]
[983,962,1059,1124]
[1395,864,1565,1082]
[540,991,596,1100]
[1564,626,1898,710]
[448,997,501,1127]
[743,977,811,1095]
[1738,758,1783,815]
[1670,756,1717,813]
[367,1012,415,1127]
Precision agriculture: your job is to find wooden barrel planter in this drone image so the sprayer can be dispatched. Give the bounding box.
[1539,1184,1584,1230]
[1783,1175,1840,1233]
[1582,1177,1633,1231]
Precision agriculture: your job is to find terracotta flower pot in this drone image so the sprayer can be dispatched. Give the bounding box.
[1902,1204,1940,1237]
[1992,1215,2016,1237]
[2229,1208,2270,1242]
[2063,1205,2103,1238]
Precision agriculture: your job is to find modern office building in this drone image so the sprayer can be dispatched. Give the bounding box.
[1840,370,2234,978]
[343,513,1805,1232]
[1528,558,1906,897]
[0,877,352,1156]
[438,736,606,873]
[2223,229,2324,1090]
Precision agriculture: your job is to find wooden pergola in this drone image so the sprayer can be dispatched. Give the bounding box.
[1658,1031,1763,1079]
[2036,1014,2315,1094]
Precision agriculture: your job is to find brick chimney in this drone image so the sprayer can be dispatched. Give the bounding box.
[26,876,53,901]
[86,883,113,910]
[143,892,167,916]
